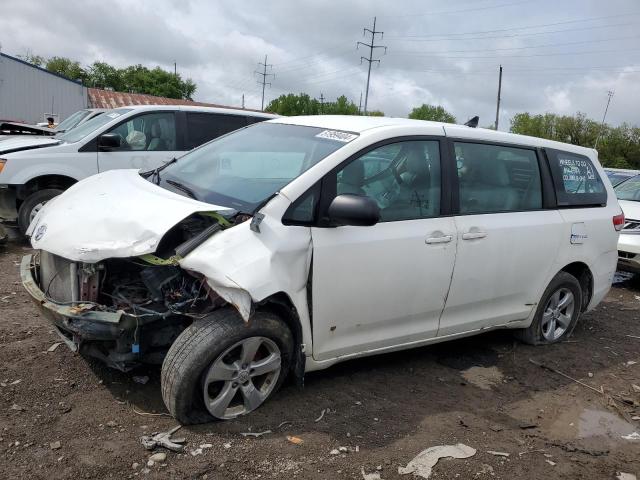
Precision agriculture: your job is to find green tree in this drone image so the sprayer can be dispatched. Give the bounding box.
[266,93,320,116]
[323,95,359,115]
[45,56,87,82]
[366,110,385,117]
[17,51,45,67]
[408,104,456,123]
[510,111,640,169]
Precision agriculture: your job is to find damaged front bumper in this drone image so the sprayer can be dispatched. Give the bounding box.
[21,254,166,371]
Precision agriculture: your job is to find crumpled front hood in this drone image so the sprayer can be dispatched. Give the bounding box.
[28,169,234,262]
[619,199,640,221]
[0,136,60,154]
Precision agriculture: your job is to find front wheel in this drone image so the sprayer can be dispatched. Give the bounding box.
[515,271,582,345]
[18,188,63,235]
[161,308,293,424]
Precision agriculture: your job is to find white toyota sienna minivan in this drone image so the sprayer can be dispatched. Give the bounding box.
[21,115,622,423]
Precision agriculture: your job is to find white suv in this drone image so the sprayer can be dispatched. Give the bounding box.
[21,116,621,423]
[0,105,276,233]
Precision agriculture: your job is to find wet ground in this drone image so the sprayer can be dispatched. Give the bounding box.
[0,242,639,479]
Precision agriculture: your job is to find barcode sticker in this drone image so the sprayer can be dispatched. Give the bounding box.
[315,130,358,142]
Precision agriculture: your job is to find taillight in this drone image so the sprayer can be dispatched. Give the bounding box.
[613,213,625,231]
[0,159,6,174]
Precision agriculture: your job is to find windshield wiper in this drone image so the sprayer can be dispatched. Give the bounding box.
[148,157,178,185]
[165,179,198,199]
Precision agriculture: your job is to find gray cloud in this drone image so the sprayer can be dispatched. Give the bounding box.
[1,0,639,129]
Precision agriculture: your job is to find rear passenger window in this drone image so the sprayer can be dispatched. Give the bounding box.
[186,113,247,149]
[455,142,542,214]
[545,149,607,207]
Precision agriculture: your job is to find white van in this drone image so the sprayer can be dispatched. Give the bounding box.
[0,105,276,232]
[21,116,621,423]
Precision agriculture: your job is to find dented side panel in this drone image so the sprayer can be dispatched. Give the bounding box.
[179,194,314,346]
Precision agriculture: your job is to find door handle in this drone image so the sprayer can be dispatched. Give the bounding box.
[426,235,453,244]
[462,231,487,240]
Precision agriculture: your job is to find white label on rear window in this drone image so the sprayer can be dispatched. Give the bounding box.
[106,112,121,119]
[315,130,358,142]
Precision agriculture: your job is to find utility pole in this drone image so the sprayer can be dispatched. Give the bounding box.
[595,90,614,148]
[358,91,363,114]
[242,94,245,109]
[319,93,325,114]
[494,65,503,130]
[357,17,386,115]
[255,55,274,111]
[174,62,177,76]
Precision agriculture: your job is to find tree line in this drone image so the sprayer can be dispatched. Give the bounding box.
[18,53,196,100]
[267,94,638,168]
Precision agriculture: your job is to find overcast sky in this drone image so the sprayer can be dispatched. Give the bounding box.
[1,0,639,129]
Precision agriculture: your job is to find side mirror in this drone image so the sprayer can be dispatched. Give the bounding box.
[327,194,380,227]
[98,133,122,150]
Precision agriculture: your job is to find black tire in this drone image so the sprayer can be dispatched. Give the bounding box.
[515,271,583,345]
[161,307,293,424]
[18,188,63,235]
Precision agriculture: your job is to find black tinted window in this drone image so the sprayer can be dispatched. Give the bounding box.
[546,149,606,207]
[455,142,542,213]
[186,113,247,149]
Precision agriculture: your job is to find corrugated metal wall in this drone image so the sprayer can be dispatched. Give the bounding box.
[0,54,88,124]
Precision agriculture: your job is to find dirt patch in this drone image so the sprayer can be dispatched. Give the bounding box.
[0,242,639,479]
[461,366,505,390]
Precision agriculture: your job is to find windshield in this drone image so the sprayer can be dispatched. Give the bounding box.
[56,108,132,143]
[615,174,640,202]
[55,110,90,132]
[160,122,358,211]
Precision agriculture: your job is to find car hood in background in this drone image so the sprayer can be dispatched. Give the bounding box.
[619,199,640,221]
[0,135,61,154]
[28,169,235,262]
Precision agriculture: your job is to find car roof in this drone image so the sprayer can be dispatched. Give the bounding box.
[119,104,278,118]
[268,115,597,157]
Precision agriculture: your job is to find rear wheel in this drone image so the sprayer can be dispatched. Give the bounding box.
[18,188,63,235]
[515,271,582,345]
[161,308,293,424]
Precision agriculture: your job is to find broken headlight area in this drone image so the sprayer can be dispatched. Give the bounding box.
[32,212,246,371]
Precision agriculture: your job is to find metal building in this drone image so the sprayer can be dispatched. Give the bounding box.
[0,52,88,124]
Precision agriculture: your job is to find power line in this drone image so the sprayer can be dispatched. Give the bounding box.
[254,55,274,111]
[381,0,535,19]
[357,16,387,115]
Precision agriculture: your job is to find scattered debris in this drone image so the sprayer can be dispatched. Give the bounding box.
[330,449,340,455]
[489,425,503,432]
[621,432,640,441]
[587,372,594,378]
[133,375,150,385]
[277,421,292,429]
[518,421,538,429]
[286,435,304,445]
[190,448,203,456]
[10,379,21,385]
[240,430,271,438]
[223,443,232,449]
[626,361,637,367]
[486,450,510,457]
[361,467,382,480]
[141,426,186,452]
[132,407,171,417]
[199,443,213,449]
[398,444,476,479]
[617,473,637,480]
[47,342,62,353]
[50,441,61,450]
[529,359,604,395]
[149,452,166,463]
[10,404,24,412]
[632,384,640,393]
[461,366,504,390]
[132,462,139,470]
[339,446,348,453]
[545,459,557,466]
[315,408,328,423]
[626,335,640,340]
[476,464,494,476]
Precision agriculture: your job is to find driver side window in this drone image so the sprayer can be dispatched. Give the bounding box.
[336,141,441,222]
[105,112,176,152]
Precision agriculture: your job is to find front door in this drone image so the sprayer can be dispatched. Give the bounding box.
[310,139,458,361]
[438,141,564,336]
[97,111,180,172]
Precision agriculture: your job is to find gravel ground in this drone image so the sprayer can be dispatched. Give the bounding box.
[0,242,639,479]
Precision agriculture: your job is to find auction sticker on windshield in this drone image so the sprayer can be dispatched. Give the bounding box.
[315,130,358,142]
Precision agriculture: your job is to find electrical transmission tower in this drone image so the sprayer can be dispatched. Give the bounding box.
[255,55,274,111]
[595,90,614,148]
[357,17,386,115]
[319,93,325,113]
